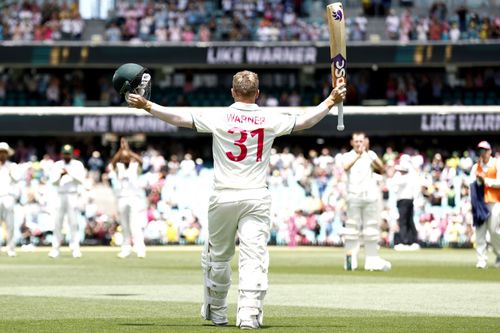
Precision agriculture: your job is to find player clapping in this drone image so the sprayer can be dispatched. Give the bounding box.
[108,138,147,259]
[0,142,21,257]
[48,144,86,258]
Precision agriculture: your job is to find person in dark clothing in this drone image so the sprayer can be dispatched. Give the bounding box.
[392,156,420,251]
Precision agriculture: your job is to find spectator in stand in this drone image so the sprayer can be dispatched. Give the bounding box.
[351,23,364,41]
[181,26,195,42]
[105,23,122,42]
[399,9,413,43]
[46,77,60,106]
[428,18,443,40]
[354,11,368,40]
[386,9,400,40]
[198,25,211,42]
[88,151,104,183]
[71,13,84,40]
[449,22,460,42]
[265,95,279,107]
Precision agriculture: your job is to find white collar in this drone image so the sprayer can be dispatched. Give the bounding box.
[230,102,260,112]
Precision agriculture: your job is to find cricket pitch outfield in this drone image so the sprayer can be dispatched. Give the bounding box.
[0,246,499,332]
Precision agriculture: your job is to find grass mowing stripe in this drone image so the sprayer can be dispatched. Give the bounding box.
[1,296,499,333]
[1,315,499,333]
[1,247,499,332]
[1,282,499,317]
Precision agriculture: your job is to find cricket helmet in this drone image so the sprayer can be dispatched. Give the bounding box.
[112,63,152,100]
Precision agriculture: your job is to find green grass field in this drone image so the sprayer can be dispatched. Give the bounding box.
[0,246,499,332]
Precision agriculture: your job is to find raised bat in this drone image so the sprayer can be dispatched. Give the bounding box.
[326,2,347,131]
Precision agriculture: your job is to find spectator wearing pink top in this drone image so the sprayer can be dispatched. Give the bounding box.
[181,26,195,42]
[198,25,211,42]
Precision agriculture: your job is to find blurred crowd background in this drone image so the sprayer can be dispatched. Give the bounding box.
[1,0,499,42]
[0,1,498,251]
[1,139,490,250]
[0,1,499,107]
[1,67,498,107]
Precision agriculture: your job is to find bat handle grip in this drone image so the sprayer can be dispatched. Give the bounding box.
[337,103,344,131]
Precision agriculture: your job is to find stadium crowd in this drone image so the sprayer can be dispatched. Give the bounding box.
[1,1,498,42]
[1,67,498,107]
[0,1,84,41]
[104,0,500,43]
[1,140,488,252]
[385,5,500,42]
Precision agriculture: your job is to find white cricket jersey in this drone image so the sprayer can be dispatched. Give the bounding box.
[191,102,296,191]
[50,159,86,193]
[110,161,143,198]
[343,150,379,200]
[0,161,20,197]
[392,171,418,200]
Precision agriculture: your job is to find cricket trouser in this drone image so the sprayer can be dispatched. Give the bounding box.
[475,202,500,263]
[344,194,380,257]
[52,192,80,251]
[0,195,16,252]
[396,199,418,245]
[201,190,271,325]
[117,196,146,254]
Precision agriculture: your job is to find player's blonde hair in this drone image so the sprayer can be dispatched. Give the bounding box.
[232,70,259,98]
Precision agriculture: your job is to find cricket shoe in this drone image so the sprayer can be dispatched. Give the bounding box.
[409,243,421,251]
[237,307,262,330]
[48,249,60,258]
[494,257,500,269]
[394,243,410,251]
[21,244,35,252]
[7,250,16,257]
[117,250,131,259]
[200,304,228,326]
[364,256,391,272]
[476,260,488,269]
[72,249,82,258]
[343,254,358,270]
[136,249,146,258]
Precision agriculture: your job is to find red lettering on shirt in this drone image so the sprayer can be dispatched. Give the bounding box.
[226,113,265,125]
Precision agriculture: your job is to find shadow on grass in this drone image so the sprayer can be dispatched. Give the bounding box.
[118,323,347,329]
[260,325,347,329]
[118,323,219,327]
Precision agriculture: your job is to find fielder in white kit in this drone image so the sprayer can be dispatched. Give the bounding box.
[342,132,391,271]
[0,142,21,257]
[126,70,346,329]
[109,138,147,258]
[49,144,86,258]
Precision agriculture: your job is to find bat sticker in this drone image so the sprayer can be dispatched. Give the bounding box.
[331,54,346,87]
[332,10,343,21]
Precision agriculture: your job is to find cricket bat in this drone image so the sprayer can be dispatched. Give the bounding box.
[326,2,346,131]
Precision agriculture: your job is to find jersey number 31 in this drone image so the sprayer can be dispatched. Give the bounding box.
[226,127,264,162]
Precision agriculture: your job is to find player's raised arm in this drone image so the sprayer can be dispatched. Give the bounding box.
[127,93,194,129]
[112,63,193,129]
[293,84,346,132]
